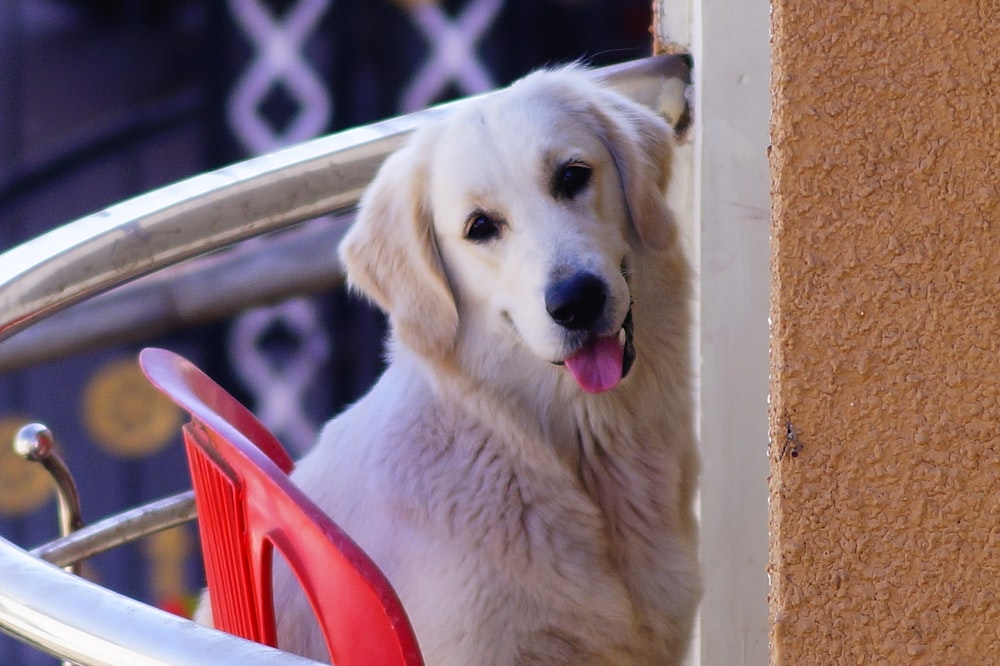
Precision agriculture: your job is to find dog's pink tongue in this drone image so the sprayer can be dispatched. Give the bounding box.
[564,335,623,394]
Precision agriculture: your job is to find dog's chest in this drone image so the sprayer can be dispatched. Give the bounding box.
[415,416,612,563]
[403,410,680,632]
[571,411,695,640]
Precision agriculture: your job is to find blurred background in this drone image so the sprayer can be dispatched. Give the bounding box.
[0,0,654,661]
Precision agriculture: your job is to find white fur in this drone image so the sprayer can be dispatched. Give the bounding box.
[271,66,700,664]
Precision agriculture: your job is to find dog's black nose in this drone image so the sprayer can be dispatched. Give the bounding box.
[545,273,607,330]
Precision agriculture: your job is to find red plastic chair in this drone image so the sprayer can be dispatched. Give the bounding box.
[139,347,423,666]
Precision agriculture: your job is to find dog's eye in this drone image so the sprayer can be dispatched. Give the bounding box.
[465,212,502,242]
[553,163,592,199]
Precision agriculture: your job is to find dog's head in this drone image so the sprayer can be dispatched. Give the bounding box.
[340,67,678,394]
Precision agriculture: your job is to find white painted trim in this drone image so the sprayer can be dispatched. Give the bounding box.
[657,1,771,663]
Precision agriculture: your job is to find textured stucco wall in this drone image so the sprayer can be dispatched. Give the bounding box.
[769,1,999,663]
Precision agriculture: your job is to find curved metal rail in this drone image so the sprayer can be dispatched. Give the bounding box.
[0,55,690,363]
[0,55,692,665]
[31,491,197,570]
[0,533,324,666]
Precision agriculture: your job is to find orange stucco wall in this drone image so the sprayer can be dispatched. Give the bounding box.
[769,1,999,663]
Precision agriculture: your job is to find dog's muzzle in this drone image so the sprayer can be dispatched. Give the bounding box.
[543,271,634,394]
[556,302,635,395]
[545,273,607,331]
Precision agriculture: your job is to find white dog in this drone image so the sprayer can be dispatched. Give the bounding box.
[275,65,700,664]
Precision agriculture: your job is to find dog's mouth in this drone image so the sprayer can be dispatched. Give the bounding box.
[557,306,635,395]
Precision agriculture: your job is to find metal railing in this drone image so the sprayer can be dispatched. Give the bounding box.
[0,55,691,665]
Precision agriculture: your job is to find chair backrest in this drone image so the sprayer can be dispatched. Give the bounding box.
[139,347,423,666]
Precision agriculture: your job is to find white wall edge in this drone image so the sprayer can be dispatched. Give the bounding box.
[657,0,771,663]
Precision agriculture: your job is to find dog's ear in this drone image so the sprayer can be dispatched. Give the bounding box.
[589,90,677,250]
[339,127,459,359]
